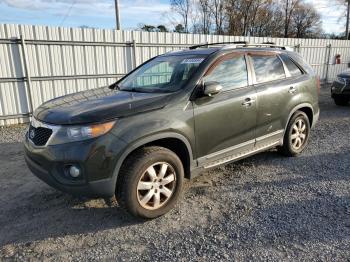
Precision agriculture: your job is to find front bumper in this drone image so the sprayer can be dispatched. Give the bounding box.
[24,133,127,197]
[331,80,350,99]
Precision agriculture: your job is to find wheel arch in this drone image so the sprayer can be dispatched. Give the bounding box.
[112,132,195,193]
[283,103,314,140]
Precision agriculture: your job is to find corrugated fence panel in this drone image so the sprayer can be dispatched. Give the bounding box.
[1,23,350,126]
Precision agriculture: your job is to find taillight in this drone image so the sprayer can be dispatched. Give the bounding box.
[316,76,321,95]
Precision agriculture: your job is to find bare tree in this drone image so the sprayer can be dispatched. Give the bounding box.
[336,0,350,38]
[225,0,252,36]
[250,1,284,37]
[168,0,323,38]
[197,0,212,34]
[291,3,322,38]
[210,0,226,34]
[248,0,272,36]
[281,0,300,37]
[170,0,192,33]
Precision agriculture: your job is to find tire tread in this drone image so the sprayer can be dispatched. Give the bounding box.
[116,146,183,218]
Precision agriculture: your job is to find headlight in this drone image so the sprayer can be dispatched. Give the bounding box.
[49,120,116,145]
[67,121,116,140]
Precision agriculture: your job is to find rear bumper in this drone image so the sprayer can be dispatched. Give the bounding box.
[23,133,127,197]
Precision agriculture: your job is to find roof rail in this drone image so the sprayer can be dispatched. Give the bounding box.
[189,41,294,51]
[189,41,248,50]
[231,43,289,50]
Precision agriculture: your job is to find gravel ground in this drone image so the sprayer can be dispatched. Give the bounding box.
[0,87,349,261]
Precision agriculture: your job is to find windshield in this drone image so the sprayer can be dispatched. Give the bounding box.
[117,55,206,93]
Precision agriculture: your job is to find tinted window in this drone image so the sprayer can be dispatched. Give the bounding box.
[279,54,303,77]
[251,55,286,84]
[204,56,248,90]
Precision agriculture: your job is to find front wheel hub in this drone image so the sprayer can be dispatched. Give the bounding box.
[136,162,176,210]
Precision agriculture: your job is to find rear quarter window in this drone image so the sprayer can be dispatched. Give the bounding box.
[279,54,303,77]
[287,52,314,75]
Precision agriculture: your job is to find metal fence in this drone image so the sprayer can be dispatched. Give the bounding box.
[1,24,350,126]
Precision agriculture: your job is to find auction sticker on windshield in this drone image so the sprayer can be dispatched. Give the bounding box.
[181,58,205,64]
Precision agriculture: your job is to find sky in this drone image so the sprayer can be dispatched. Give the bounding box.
[0,0,347,35]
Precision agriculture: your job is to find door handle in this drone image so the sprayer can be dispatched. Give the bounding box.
[288,86,297,94]
[242,97,256,106]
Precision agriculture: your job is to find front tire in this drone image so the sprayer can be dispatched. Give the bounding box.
[279,111,310,157]
[116,146,184,219]
[333,97,349,106]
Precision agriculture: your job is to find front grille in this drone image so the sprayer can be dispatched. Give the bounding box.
[28,125,53,146]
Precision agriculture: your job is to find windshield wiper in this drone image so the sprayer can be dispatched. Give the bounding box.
[108,83,120,90]
[121,88,146,93]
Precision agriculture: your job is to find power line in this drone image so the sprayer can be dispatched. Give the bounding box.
[59,0,77,27]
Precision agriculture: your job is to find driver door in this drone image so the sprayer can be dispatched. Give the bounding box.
[193,53,257,168]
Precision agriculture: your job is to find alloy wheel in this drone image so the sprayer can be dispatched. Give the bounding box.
[136,162,176,210]
[291,119,307,150]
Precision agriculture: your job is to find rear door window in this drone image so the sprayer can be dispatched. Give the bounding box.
[250,55,286,84]
[279,54,303,77]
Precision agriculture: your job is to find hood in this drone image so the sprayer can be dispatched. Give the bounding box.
[34,86,172,125]
[338,70,350,78]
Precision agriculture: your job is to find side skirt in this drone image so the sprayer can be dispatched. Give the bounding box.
[203,140,281,169]
[190,131,284,178]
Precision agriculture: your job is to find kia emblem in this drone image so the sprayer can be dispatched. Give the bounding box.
[29,129,35,139]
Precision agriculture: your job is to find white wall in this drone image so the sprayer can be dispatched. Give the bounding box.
[1,24,349,126]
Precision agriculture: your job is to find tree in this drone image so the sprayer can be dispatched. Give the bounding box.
[140,24,156,32]
[198,0,212,34]
[210,0,226,34]
[174,24,185,33]
[281,0,300,37]
[336,0,350,39]
[170,0,192,33]
[157,25,169,32]
[225,0,271,36]
[167,0,324,38]
[139,24,169,33]
[291,3,322,38]
[250,1,284,37]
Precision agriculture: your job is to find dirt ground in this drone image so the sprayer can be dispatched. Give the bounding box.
[0,87,349,261]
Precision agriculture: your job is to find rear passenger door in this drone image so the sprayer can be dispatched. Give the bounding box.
[248,52,304,148]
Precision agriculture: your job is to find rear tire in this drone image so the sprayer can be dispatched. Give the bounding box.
[333,97,349,106]
[116,146,184,219]
[279,111,310,157]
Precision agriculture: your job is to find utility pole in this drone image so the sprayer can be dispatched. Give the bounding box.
[115,0,121,30]
[346,0,350,39]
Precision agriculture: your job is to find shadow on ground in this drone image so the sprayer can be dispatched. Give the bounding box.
[0,141,349,249]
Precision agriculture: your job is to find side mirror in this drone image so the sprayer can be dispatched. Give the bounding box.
[203,81,223,97]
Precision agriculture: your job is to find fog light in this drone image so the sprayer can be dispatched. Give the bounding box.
[69,165,81,178]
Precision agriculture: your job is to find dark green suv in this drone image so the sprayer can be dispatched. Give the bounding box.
[24,43,320,218]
